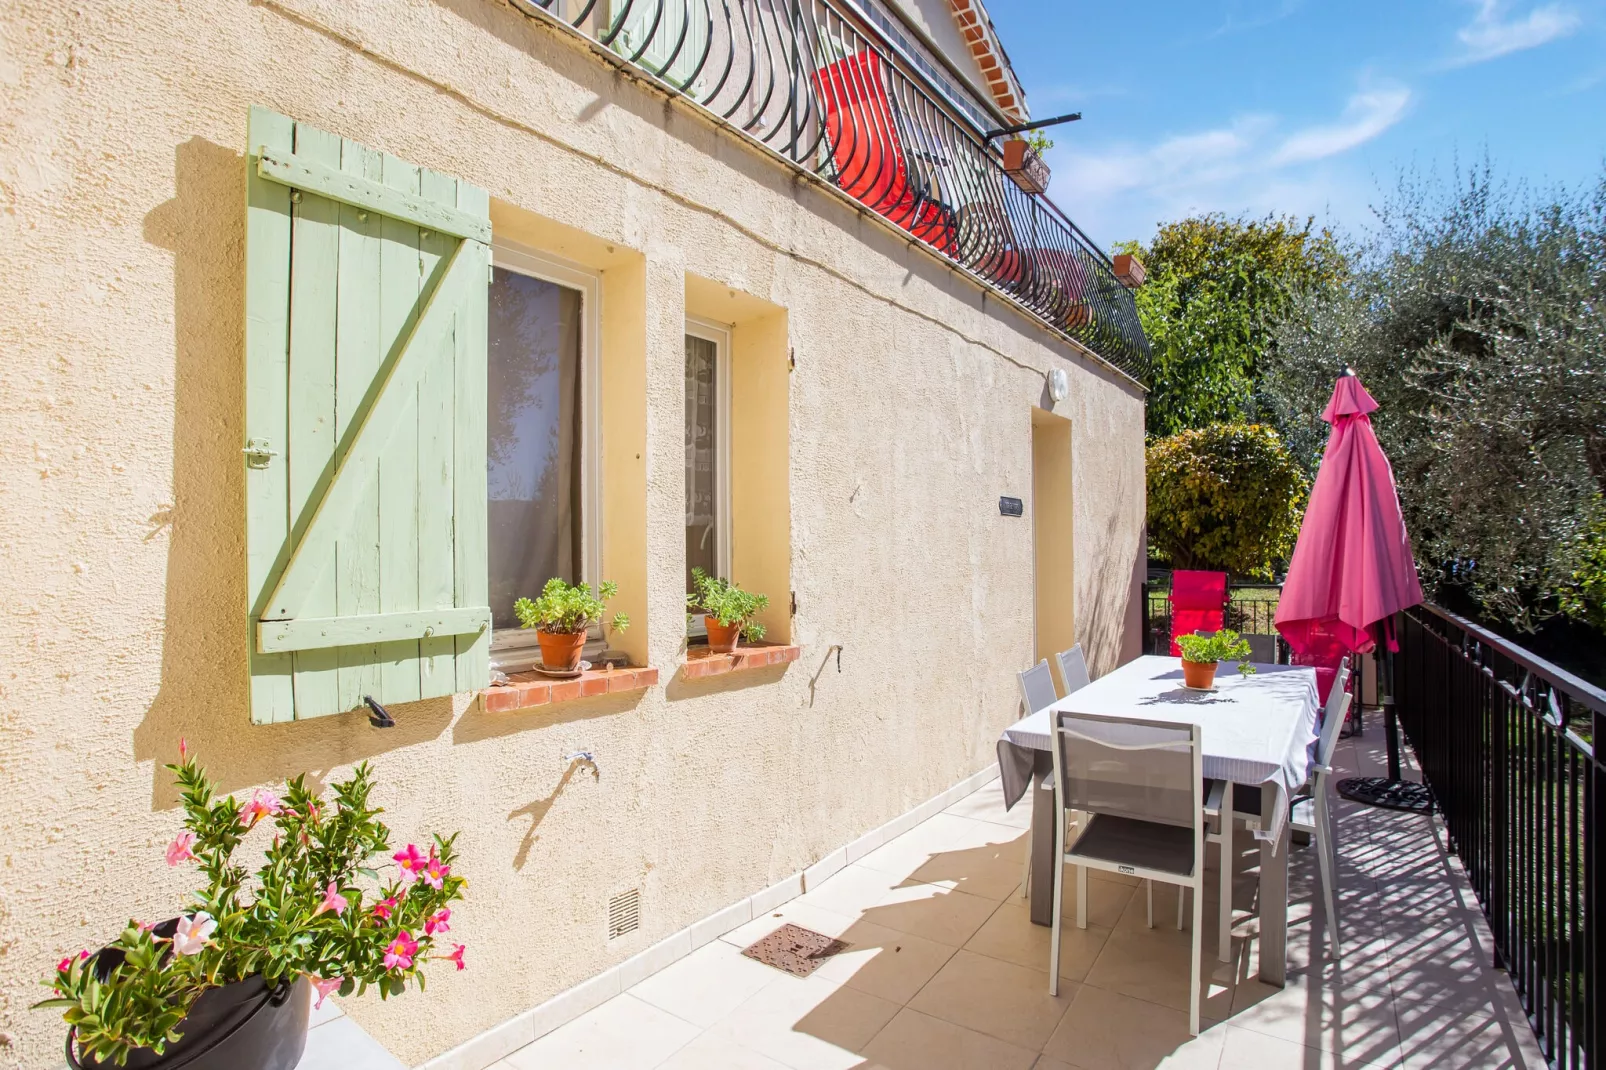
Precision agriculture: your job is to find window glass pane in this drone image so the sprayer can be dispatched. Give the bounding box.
[685,333,718,597]
[487,268,582,635]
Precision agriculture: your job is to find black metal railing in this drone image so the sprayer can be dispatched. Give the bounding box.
[518,0,1151,381]
[1142,579,1286,661]
[1395,603,1603,1069]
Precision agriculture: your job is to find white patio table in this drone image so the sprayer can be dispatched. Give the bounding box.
[996,655,1319,986]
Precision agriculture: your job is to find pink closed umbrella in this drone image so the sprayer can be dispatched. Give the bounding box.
[1276,371,1427,808]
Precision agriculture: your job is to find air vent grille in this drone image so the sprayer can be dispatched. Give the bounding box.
[607,888,640,940]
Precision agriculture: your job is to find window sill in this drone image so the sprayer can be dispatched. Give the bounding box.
[682,643,802,679]
[483,666,659,712]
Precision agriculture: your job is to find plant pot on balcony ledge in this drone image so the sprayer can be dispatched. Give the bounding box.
[535,629,587,673]
[1002,139,1050,195]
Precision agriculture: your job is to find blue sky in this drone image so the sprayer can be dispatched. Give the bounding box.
[982,0,1606,247]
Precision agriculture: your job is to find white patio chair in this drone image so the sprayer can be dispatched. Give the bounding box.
[1295,688,1353,960]
[1049,710,1206,1035]
[1055,643,1091,695]
[1017,661,1061,899]
[1207,664,1351,961]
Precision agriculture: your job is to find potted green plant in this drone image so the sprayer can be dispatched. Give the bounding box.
[1175,629,1258,690]
[513,578,630,673]
[687,568,769,654]
[36,742,467,1069]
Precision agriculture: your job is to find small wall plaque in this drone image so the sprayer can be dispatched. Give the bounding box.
[999,496,1024,517]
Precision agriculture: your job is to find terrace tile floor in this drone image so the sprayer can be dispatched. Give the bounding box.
[488,730,1546,1070]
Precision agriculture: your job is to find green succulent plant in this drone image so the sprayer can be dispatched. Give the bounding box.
[1175,629,1258,677]
[686,568,769,643]
[514,578,629,637]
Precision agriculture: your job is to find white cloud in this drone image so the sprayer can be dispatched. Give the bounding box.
[1046,82,1409,244]
[1451,0,1581,65]
[1271,86,1412,165]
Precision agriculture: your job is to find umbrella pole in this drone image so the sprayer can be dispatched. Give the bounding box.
[1337,621,1435,813]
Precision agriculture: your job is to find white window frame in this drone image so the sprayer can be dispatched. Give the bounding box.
[487,240,604,671]
[685,317,731,637]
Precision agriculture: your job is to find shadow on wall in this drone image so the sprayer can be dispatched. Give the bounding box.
[1074,509,1145,677]
[133,136,451,809]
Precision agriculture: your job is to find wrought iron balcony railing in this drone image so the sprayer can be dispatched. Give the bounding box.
[518,0,1152,383]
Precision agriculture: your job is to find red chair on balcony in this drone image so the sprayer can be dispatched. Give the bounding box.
[1168,570,1227,657]
[813,49,957,256]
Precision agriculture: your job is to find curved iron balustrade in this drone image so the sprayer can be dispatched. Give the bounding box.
[521,0,1151,383]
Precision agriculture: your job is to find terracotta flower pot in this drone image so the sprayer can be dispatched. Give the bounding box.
[704,616,741,654]
[1181,659,1219,690]
[536,629,587,672]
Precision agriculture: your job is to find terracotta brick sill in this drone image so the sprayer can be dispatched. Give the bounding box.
[483,666,658,713]
[682,643,802,679]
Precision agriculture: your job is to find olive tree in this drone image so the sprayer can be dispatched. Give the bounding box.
[1263,163,1606,630]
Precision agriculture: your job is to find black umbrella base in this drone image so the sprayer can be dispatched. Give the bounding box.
[1337,776,1435,814]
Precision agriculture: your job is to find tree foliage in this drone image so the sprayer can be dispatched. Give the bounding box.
[1147,423,1309,579]
[1117,214,1346,437]
[1263,163,1606,630]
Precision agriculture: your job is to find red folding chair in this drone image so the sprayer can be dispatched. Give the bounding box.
[1168,570,1227,657]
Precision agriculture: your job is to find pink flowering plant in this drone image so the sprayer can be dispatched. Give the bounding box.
[36,744,467,1066]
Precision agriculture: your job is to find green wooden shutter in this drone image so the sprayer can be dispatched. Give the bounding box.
[244,106,490,724]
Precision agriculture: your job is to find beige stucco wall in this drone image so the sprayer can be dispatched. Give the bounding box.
[0,2,1146,1066]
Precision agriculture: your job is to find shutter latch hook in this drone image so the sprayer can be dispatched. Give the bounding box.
[242,439,278,469]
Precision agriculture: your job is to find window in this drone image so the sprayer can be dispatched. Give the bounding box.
[609,0,711,89]
[684,319,730,635]
[487,244,601,672]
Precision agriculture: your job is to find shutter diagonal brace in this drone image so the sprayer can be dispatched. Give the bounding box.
[258,238,487,643]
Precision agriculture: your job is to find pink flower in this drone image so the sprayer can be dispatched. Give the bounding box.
[56,950,88,972]
[371,896,398,922]
[445,944,466,971]
[313,881,348,917]
[424,908,451,936]
[171,912,216,956]
[165,831,197,866]
[136,920,156,932]
[382,931,418,971]
[178,737,188,761]
[309,975,343,1009]
[393,844,427,885]
[239,790,282,827]
[422,853,450,890]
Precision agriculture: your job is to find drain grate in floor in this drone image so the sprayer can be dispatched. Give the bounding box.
[741,923,849,978]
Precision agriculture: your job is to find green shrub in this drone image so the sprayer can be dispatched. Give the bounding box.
[687,568,769,642]
[514,578,629,636]
[1147,423,1308,580]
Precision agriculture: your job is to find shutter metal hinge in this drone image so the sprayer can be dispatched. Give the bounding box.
[788,348,796,372]
[242,439,278,469]
[790,591,797,616]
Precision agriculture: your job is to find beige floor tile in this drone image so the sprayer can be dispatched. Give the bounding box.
[795,863,910,918]
[963,897,1110,983]
[654,1032,794,1070]
[1227,974,1402,1067]
[861,880,1001,947]
[907,948,1078,1050]
[1030,1058,1080,1070]
[630,938,782,1028]
[855,814,977,882]
[500,993,699,1070]
[1385,950,1511,1016]
[811,918,957,1004]
[1083,928,1236,1021]
[858,1007,1039,1070]
[1053,866,1137,929]
[1393,1000,1547,1070]
[704,973,899,1070]
[1217,1024,1399,1068]
[722,899,859,950]
[1042,983,1226,1070]
[944,782,1033,831]
[909,835,1033,901]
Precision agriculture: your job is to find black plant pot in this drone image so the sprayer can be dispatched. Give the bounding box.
[66,920,311,1070]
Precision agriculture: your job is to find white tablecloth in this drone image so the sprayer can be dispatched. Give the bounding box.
[997,656,1319,845]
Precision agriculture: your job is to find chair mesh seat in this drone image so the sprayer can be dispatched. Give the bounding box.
[1066,814,1195,877]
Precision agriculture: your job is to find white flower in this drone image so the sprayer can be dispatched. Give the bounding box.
[171,912,217,956]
